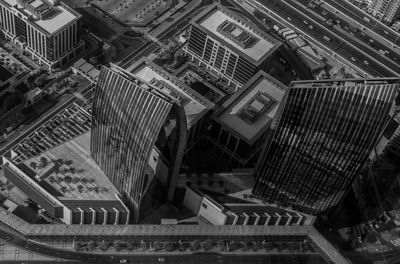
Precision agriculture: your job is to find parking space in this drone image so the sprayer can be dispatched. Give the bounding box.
[12,103,92,163]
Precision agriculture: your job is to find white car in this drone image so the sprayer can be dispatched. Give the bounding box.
[158,258,166,262]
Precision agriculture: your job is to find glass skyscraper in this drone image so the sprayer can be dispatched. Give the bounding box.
[253,78,399,218]
[91,64,186,222]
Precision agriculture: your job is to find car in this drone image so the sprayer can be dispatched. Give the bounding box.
[351,57,356,61]
[322,10,328,16]
[363,60,369,65]
[303,20,308,24]
[158,258,166,262]
[120,260,128,264]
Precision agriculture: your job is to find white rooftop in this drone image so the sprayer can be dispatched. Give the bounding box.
[199,9,275,62]
[3,0,78,35]
[134,65,213,129]
[30,0,43,8]
[216,72,286,144]
[34,5,77,34]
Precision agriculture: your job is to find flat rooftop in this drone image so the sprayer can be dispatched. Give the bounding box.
[132,61,214,129]
[2,0,79,35]
[23,132,121,201]
[215,71,286,145]
[195,4,279,63]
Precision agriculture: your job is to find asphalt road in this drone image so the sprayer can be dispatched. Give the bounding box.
[252,0,397,77]
[0,225,329,264]
[324,0,400,46]
[284,0,400,72]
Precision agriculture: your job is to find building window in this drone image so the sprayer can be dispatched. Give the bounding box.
[201,203,207,209]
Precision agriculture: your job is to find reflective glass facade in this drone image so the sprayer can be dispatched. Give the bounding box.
[91,65,173,220]
[253,79,399,218]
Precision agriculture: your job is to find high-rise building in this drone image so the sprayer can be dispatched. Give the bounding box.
[184,3,280,91]
[0,0,84,70]
[368,0,400,22]
[91,64,187,222]
[252,78,399,219]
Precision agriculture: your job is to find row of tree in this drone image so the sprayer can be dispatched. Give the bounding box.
[73,239,314,253]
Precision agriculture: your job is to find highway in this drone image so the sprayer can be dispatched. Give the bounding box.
[249,0,397,77]
[323,0,400,47]
[284,0,400,71]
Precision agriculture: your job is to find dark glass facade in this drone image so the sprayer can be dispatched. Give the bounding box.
[253,79,399,218]
[91,65,175,221]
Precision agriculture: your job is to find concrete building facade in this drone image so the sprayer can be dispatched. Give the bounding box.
[0,0,84,70]
[184,4,280,90]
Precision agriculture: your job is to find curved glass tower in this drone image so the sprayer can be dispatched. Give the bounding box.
[91,64,186,222]
[253,78,399,218]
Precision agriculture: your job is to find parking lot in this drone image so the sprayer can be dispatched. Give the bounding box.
[12,103,92,163]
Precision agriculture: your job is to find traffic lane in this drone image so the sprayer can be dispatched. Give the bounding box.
[119,42,159,68]
[324,0,400,45]
[295,0,400,61]
[255,0,393,76]
[276,0,400,74]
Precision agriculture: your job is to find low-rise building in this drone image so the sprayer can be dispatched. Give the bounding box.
[72,58,99,84]
[1,132,130,225]
[183,186,315,226]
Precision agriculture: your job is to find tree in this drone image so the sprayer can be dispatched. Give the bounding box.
[39,156,48,167]
[77,185,84,193]
[64,175,72,183]
[113,240,121,251]
[178,241,187,252]
[30,161,38,169]
[140,240,147,251]
[229,241,240,251]
[217,240,226,251]
[164,242,177,252]
[72,177,80,184]
[34,74,48,87]
[252,241,261,251]
[127,241,136,250]
[73,242,83,251]
[191,240,201,251]
[202,239,213,251]
[49,176,56,184]
[153,241,163,251]
[60,186,67,193]
[99,241,109,251]
[87,241,96,251]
